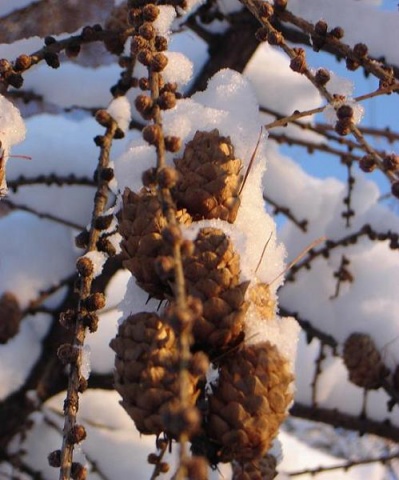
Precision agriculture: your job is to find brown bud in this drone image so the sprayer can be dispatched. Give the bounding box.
[255,27,268,42]
[6,73,23,88]
[44,36,56,45]
[159,462,170,473]
[383,154,399,172]
[100,167,114,181]
[95,214,114,230]
[94,135,105,147]
[151,53,168,72]
[290,49,306,73]
[259,2,274,18]
[71,462,87,480]
[128,7,142,26]
[67,424,87,444]
[335,118,353,136]
[142,166,157,187]
[139,22,156,40]
[0,59,12,73]
[139,77,149,90]
[131,35,148,54]
[48,450,61,468]
[114,127,125,139]
[157,166,179,188]
[147,453,159,464]
[143,124,162,146]
[315,68,330,86]
[76,257,94,277]
[75,230,89,249]
[353,42,368,58]
[44,52,60,69]
[330,26,344,39]
[82,312,99,333]
[143,4,160,21]
[158,91,177,110]
[315,20,328,36]
[155,35,168,52]
[267,30,283,45]
[135,94,153,116]
[85,292,106,311]
[336,104,353,120]
[346,57,360,71]
[164,135,181,152]
[137,49,153,67]
[359,154,376,173]
[14,54,32,71]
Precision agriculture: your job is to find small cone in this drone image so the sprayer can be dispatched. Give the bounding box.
[110,311,203,436]
[174,130,243,223]
[343,333,389,389]
[118,187,191,299]
[183,227,248,353]
[206,342,293,463]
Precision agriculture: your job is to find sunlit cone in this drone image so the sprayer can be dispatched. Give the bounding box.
[183,227,248,353]
[174,129,243,223]
[110,311,203,436]
[118,187,191,299]
[232,453,278,480]
[206,342,293,463]
[343,333,389,389]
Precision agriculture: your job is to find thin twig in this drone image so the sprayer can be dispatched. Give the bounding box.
[59,117,118,480]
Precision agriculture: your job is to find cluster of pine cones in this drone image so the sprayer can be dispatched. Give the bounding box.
[111,129,294,478]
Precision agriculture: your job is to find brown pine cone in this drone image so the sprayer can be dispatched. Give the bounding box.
[183,227,248,353]
[343,333,389,389]
[174,130,243,223]
[206,342,293,463]
[232,453,278,480]
[110,311,205,436]
[118,187,191,299]
[0,292,22,344]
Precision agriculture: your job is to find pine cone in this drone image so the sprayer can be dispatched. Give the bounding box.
[0,292,22,344]
[118,187,191,299]
[174,130,243,223]
[110,312,204,436]
[232,453,278,480]
[206,342,293,463]
[343,333,389,389]
[184,227,248,353]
